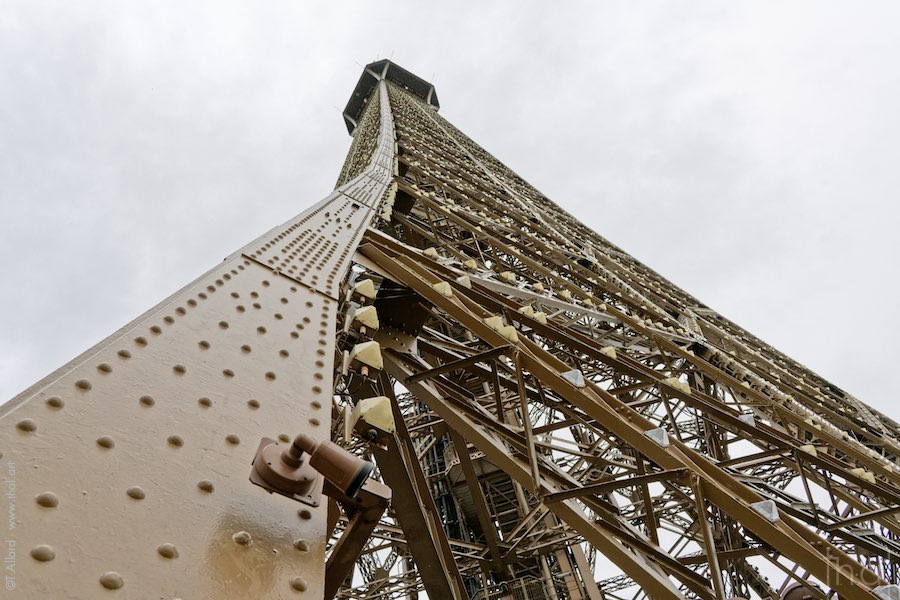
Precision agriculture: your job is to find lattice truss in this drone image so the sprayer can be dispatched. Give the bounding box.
[5,60,897,600]
[327,74,900,600]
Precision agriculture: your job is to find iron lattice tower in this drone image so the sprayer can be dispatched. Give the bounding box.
[3,60,899,600]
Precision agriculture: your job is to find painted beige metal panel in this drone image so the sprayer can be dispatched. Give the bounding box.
[0,81,394,598]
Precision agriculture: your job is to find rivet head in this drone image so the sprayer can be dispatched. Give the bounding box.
[225,434,240,445]
[247,399,260,409]
[97,363,112,373]
[167,435,184,447]
[198,397,212,407]
[232,531,252,546]
[46,396,64,409]
[30,545,55,562]
[173,364,186,375]
[126,486,146,500]
[278,434,291,443]
[99,571,124,589]
[75,379,92,390]
[35,492,59,508]
[96,436,115,449]
[290,577,307,592]
[298,509,311,520]
[293,539,309,552]
[157,543,178,559]
[139,395,155,407]
[197,480,214,493]
[17,418,37,432]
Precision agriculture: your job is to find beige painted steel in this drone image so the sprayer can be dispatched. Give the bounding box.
[0,81,395,598]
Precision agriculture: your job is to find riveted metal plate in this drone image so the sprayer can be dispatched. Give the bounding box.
[0,80,395,598]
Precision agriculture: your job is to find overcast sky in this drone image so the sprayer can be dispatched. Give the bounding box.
[1,2,898,418]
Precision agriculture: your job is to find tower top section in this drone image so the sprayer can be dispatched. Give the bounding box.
[343,59,439,134]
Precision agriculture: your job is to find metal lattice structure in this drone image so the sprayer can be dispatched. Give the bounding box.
[3,60,900,599]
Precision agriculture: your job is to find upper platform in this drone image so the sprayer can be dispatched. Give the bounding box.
[343,59,439,134]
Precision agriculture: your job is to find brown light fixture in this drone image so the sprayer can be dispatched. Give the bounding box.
[250,433,375,506]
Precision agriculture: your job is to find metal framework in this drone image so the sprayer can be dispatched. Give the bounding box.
[2,60,899,599]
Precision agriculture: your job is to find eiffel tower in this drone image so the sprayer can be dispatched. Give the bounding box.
[3,60,899,600]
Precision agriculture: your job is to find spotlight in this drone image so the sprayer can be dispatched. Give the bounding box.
[250,433,375,505]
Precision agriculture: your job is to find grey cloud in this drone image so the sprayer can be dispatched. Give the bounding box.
[1,2,897,417]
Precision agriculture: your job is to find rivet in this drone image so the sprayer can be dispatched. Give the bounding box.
[163,316,174,324]
[265,371,276,380]
[157,543,178,559]
[247,399,260,409]
[290,332,300,339]
[173,364,186,374]
[298,509,311,520]
[17,418,36,433]
[198,397,212,407]
[96,436,115,449]
[126,486,146,500]
[30,544,55,562]
[46,396,64,409]
[198,340,210,349]
[225,434,240,445]
[223,369,234,378]
[293,539,309,551]
[150,325,162,334]
[197,480,215,493]
[279,349,289,357]
[99,571,124,590]
[35,492,59,508]
[134,336,147,346]
[278,434,291,443]
[117,350,131,359]
[312,386,322,394]
[290,577,308,592]
[139,395,155,407]
[167,435,184,447]
[219,321,229,329]
[175,307,186,316]
[309,419,320,427]
[75,379,92,391]
[232,531,252,546]
[241,345,252,353]
[257,326,267,334]
[310,401,322,410]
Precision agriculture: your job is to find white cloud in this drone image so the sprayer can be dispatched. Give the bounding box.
[1,1,898,419]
